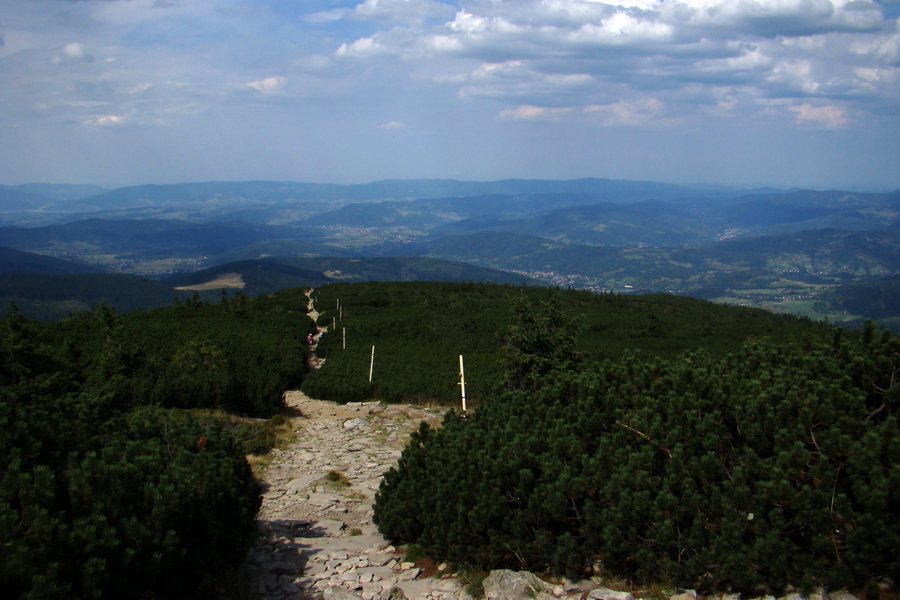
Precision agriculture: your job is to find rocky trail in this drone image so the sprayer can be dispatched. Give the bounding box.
[243,295,460,600]
[244,390,453,600]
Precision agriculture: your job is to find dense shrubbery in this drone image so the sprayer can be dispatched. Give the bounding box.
[303,281,831,405]
[44,289,314,418]
[1,288,315,598]
[0,402,261,599]
[374,325,900,594]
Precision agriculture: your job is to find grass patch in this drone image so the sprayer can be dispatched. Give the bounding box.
[459,569,490,599]
[323,470,351,490]
[185,410,295,456]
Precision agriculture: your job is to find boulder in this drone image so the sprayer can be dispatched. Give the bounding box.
[285,473,323,494]
[670,591,697,600]
[386,586,408,600]
[828,593,860,600]
[344,418,371,431]
[323,587,365,600]
[589,588,633,600]
[483,570,554,600]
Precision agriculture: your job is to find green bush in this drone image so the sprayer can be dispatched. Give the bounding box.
[0,402,260,599]
[0,296,296,599]
[30,289,313,418]
[374,329,900,594]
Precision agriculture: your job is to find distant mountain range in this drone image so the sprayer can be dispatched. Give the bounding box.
[0,178,897,328]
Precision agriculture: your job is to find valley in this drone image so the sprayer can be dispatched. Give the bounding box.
[0,178,897,329]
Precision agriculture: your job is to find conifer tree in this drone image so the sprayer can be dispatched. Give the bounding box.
[500,291,581,391]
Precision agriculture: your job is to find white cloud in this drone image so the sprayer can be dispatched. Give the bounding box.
[326,0,895,119]
[496,97,666,125]
[673,0,884,36]
[498,105,574,121]
[52,42,93,64]
[126,82,153,94]
[89,114,127,127]
[246,76,288,94]
[352,0,455,25]
[336,36,395,58]
[1,0,898,188]
[789,102,848,127]
[455,61,595,102]
[768,59,820,93]
[448,11,488,34]
[306,8,352,24]
[567,12,674,45]
[64,42,89,59]
[583,98,665,125]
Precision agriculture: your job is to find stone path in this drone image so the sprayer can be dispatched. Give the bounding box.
[244,392,457,600]
[244,292,466,600]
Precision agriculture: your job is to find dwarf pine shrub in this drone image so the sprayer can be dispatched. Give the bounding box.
[374,329,900,594]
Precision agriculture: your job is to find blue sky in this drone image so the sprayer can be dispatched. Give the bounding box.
[1,0,899,190]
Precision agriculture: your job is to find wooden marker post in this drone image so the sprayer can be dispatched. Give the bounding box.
[369,345,375,382]
[459,355,467,412]
[342,327,346,350]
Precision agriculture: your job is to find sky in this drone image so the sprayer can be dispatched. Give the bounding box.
[1,0,899,191]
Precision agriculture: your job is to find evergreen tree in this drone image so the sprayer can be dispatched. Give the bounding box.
[500,291,581,391]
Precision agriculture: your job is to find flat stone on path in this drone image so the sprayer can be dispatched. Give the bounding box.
[285,473,323,494]
[343,417,371,431]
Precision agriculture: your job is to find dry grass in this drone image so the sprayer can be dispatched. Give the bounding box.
[175,272,245,290]
[322,469,351,490]
[246,413,296,479]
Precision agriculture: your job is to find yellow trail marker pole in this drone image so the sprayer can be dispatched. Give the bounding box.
[459,355,467,412]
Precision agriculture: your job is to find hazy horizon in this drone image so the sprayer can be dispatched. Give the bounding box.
[3,177,898,196]
[2,1,899,191]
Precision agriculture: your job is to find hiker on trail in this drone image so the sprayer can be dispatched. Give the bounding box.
[306,333,313,346]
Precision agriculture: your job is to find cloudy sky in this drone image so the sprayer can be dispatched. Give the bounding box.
[2,0,899,190]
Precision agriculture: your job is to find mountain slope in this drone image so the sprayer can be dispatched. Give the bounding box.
[0,272,185,318]
[721,189,900,233]
[164,256,538,297]
[0,218,303,257]
[55,178,727,213]
[0,246,99,274]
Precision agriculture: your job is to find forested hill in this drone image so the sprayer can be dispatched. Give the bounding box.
[0,254,537,319]
[301,281,834,405]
